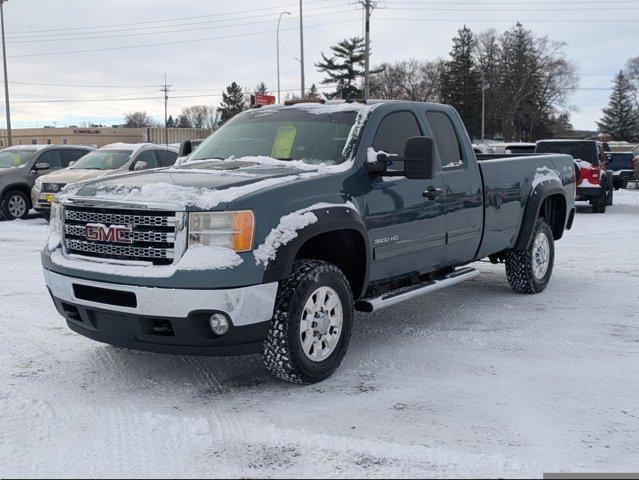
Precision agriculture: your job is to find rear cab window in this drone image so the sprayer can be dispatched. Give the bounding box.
[537,141,598,166]
[425,111,464,169]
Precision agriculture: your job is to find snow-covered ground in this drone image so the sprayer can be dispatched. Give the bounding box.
[1,190,639,478]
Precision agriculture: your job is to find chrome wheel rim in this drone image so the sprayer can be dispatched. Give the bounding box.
[532,232,550,280]
[300,286,343,362]
[8,194,26,218]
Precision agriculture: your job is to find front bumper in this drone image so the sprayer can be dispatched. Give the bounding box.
[44,269,278,355]
[31,187,54,213]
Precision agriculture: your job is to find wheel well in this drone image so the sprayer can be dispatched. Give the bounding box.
[538,193,567,240]
[1,184,32,207]
[295,229,367,299]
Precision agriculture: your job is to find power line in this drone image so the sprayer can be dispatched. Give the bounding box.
[5,9,345,45]
[7,18,359,58]
[375,16,639,24]
[4,0,338,35]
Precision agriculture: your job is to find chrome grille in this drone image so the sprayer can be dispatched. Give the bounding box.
[63,206,177,265]
[64,224,175,243]
[65,209,174,227]
[42,183,66,193]
[66,239,174,260]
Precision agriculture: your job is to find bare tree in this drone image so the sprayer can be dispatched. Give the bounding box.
[370,59,444,102]
[124,111,156,128]
[624,57,639,108]
[182,105,215,129]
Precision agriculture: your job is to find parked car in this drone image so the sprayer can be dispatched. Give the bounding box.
[536,139,614,213]
[491,142,538,154]
[0,144,94,221]
[605,152,636,190]
[42,100,575,384]
[32,143,178,218]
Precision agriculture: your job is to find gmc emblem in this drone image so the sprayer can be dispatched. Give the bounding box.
[85,223,133,244]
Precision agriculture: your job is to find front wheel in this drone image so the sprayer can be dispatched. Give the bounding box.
[261,259,354,384]
[505,218,555,294]
[0,190,30,220]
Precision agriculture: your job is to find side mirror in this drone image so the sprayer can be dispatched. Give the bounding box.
[33,163,50,171]
[68,161,76,167]
[403,137,436,180]
[133,161,149,171]
[367,137,436,180]
[179,140,193,157]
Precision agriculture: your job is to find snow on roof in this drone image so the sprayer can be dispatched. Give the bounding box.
[3,144,51,151]
[101,142,178,153]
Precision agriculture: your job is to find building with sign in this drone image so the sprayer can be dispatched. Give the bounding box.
[0,127,211,148]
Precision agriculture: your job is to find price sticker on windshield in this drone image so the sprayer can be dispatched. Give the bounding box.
[271,124,297,159]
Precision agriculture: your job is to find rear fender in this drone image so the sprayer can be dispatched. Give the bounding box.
[515,183,567,250]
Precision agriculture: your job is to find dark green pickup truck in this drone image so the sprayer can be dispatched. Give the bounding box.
[42,100,576,384]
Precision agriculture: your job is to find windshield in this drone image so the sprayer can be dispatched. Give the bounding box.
[190,108,359,165]
[537,142,598,165]
[70,149,132,170]
[0,149,36,168]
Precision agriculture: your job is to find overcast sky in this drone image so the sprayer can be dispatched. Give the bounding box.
[1,0,636,131]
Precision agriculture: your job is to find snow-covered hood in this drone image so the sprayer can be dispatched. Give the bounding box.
[40,168,119,184]
[63,157,335,211]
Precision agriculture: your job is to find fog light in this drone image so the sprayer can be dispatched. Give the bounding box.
[209,313,229,336]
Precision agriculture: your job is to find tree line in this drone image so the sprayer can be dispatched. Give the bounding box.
[121,22,637,142]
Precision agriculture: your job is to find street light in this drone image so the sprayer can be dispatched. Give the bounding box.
[0,0,11,146]
[276,11,291,104]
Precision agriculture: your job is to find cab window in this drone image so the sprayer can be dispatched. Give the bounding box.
[426,111,463,169]
[372,111,422,155]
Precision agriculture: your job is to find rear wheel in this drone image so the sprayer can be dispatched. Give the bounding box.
[0,190,30,220]
[505,218,555,294]
[261,259,354,384]
[592,191,607,214]
[606,187,614,206]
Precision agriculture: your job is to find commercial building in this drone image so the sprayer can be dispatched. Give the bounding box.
[0,126,211,148]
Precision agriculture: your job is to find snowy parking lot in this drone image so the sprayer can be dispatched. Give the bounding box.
[1,190,638,478]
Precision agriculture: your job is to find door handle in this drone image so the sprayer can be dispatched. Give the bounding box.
[423,186,442,199]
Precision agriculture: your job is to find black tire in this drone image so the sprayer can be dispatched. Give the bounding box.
[505,218,555,294]
[606,187,614,206]
[0,190,30,220]
[41,212,51,222]
[592,194,606,214]
[261,259,354,384]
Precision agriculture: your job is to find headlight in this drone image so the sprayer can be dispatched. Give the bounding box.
[188,211,254,252]
[47,202,63,250]
[34,178,42,190]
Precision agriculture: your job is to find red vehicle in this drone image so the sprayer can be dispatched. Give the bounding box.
[536,140,614,213]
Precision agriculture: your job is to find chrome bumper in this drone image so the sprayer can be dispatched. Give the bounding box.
[43,269,278,326]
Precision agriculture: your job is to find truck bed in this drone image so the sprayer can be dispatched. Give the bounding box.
[475,153,574,259]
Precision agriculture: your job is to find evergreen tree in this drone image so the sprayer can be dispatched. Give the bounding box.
[218,82,246,123]
[440,26,482,139]
[255,82,268,95]
[306,83,321,100]
[316,37,365,99]
[177,114,192,128]
[166,115,176,128]
[597,71,638,141]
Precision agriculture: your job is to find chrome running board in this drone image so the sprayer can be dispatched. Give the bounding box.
[355,267,480,313]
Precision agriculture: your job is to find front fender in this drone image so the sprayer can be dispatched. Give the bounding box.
[262,205,371,288]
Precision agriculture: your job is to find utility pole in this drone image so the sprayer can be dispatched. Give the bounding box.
[0,0,11,146]
[299,0,305,98]
[277,11,291,104]
[355,1,378,101]
[481,75,488,141]
[159,75,172,146]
